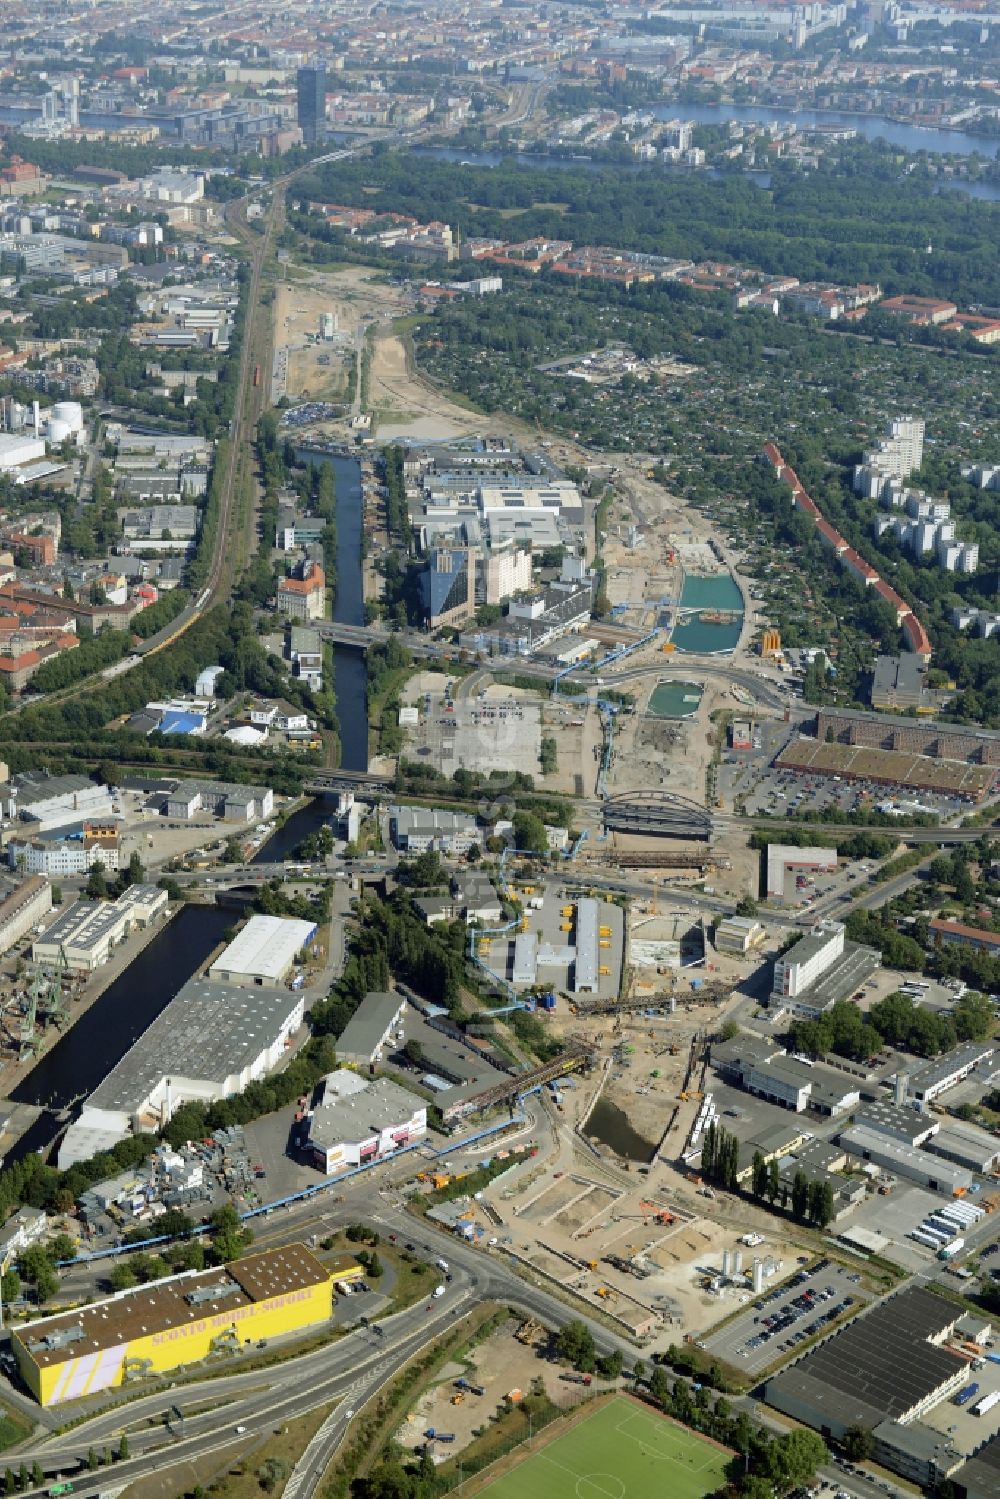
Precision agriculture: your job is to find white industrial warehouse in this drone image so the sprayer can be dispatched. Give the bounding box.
[307,1070,427,1173]
[32,886,168,972]
[58,978,305,1167]
[209,914,316,986]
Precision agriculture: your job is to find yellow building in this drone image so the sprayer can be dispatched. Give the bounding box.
[14,1243,333,1407]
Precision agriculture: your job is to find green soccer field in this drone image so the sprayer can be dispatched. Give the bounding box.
[475,1396,733,1499]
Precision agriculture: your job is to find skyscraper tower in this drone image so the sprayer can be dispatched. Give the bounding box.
[297,66,326,145]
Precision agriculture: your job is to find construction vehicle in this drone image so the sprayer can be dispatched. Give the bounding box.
[561,922,573,933]
[586,1259,598,1270]
[599,965,611,975]
[595,1287,610,1299]
[561,906,574,917]
[600,939,612,949]
[599,926,611,936]
[516,1318,543,1345]
[451,1393,464,1405]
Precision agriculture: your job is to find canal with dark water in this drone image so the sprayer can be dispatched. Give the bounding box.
[253,449,369,866]
[6,904,234,1164]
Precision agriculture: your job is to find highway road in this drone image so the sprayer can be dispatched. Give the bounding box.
[6,1180,638,1495]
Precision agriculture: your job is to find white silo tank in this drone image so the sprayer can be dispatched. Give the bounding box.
[752,1259,765,1293]
[722,1248,733,1277]
[733,1249,743,1276]
[47,418,72,445]
[51,401,84,433]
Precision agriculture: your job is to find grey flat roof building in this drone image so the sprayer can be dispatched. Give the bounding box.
[84,979,303,1119]
[512,931,537,987]
[839,1124,973,1194]
[574,896,599,994]
[334,991,405,1069]
[925,1121,1000,1174]
[871,653,928,710]
[957,1434,1000,1499]
[766,1287,964,1438]
[854,1098,939,1147]
[908,1042,996,1102]
[783,940,882,1018]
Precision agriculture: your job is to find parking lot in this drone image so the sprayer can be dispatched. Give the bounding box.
[733,742,971,824]
[700,1258,871,1374]
[847,1180,975,1273]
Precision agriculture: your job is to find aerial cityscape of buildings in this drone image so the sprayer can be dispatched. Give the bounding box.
[0,2,995,1497]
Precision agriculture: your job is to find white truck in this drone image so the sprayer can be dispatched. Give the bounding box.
[973,1390,1000,1417]
[435,1257,449,1273]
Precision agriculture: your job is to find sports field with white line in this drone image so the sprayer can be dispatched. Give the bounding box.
[476,1396,732,1499]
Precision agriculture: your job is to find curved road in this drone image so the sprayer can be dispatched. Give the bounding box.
[5,1177,637,1496]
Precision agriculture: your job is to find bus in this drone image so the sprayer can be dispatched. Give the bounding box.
[49,1484,75,1497]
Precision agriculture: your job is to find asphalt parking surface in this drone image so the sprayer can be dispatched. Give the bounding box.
[701,1258,871,1375]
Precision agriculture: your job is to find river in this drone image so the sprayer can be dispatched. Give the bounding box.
[6,904,234,1162]
[255,449,369,865]
[650,101,1000,161]
[416,132,1000,202]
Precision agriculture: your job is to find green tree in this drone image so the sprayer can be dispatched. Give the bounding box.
[109,1262,137,1292]
[648,1364,670,1407]
[791,1170,809,1222]
[511,810,548,855]
[762,1429,828,1491]
[555,1319,597,1373]
[209,1204,253,1263]
[18,1246,57,1302]
[118,1435,129,1461]
[87,1450,98,1472]
[48,1232,77,1263]
[751,1150,767,1199]
[842,1425,874,1461]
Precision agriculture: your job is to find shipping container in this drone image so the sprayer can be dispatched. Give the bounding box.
[954,1383,979,1407]
[973,1390,1000,1417]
